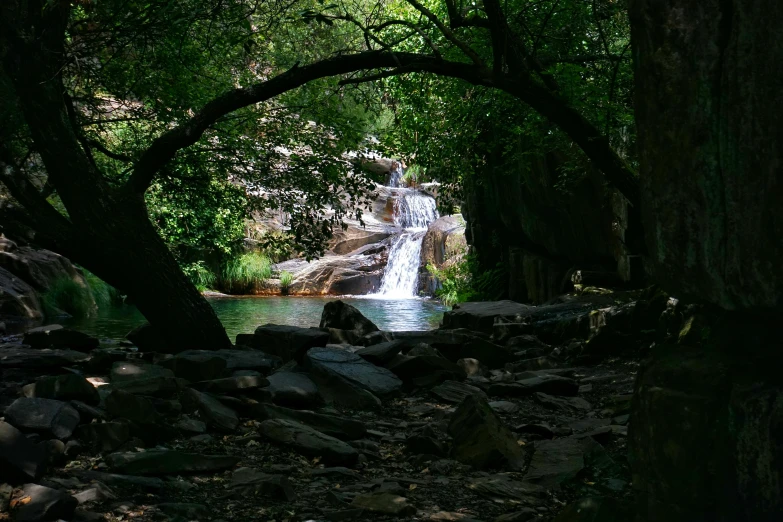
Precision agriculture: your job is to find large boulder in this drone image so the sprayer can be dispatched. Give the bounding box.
[266,372,322,409]
[0,421,48,484]
[0,265,42,321]
[252,324,329,362]
[4,398,80,440]
[8,483,77,522]
[320,300,379,336]
[24,373,100,405]
[304,346,402,398]
[275,250,387,296]
[448,395,524,470]
[0,238,91,293]
[159,350,228,382]
[418,215,467,295]
[182,389,239,432]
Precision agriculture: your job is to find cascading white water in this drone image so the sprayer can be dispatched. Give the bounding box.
[377,186,439,298]
[388,163,405,188]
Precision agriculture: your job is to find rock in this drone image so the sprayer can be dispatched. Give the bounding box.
[494,509,538,522]
[181,389,239,432]
[0,266,42,320]
[431,381,487,404]
[159,351,227,382]
[75,422,130,453]
[157,502,209,519]
[457,358,486,377]
[524,437,604,488]
[126,323,170,353]
[430,512,484,522]
[277,251,387,296]
[230,468,296,500]
[212,350,280,374]
[251,404,366,440]
[355,341,404,366]
[406,433,447,457]
[387,355,466,386]
[0,421,47,484]
[310,467,362,480]
[0,347,89,369]
[25,374,100,405]
[448,395,524,470]
[305,347,402,398]
[191,375,269,394]
[252,324,330,362]
[109,361,178,396]
[506,357,560,372]
[74,470,165,491]
[258,419,359,466]
[72,483,115,504]
[489,375,579,397]
[442,301,534,333]
[9,483,77,522]
[320,300,379,336]
[489,401,519,414]
[4,398,80,440]
[351,491,416,516]
[467,474,544,501]
[408,343,443,357]
[174,416,207,434]
[391,330,515,368]
[104,390,160,425]
[534,392,592,413]
[23,325,99,351]
[0,483,11,512]
[266,371,322,409]
[552,497,628,522]
[105,450,240,475]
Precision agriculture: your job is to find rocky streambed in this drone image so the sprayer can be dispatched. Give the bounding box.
[0,292,661,522]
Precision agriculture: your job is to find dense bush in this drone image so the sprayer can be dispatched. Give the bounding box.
[42,271,122,318]
[220,252,273,293]
[427,254,507,306]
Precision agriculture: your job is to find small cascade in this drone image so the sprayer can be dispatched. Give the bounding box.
[377,180,439,297]
[387,163,405,188]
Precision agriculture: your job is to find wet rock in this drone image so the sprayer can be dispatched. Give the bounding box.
[355,341,404,366]
[0,421,47,484]
[489,401,519,414]
[251,404,366,440]
[534,392,592,413]
[552,496,628,522]
[431,380,487,404]
[75,422,130,453]
[0,347,89,369]
[230,468,296,500]
[489,375,579,397]
[24,373,100,405]
[181,389,239,432]
[467,474,544,501]
[4,398,80,440]
[258,419,359,466]
[252,324,330,362]
[9,483,77,522]
[266,372,322,409]
[159,350,227,382]
[387,355,466,386]
[320,300,379,337]
[105,450,240,475]
[157,502,209,520]
[524,436,604,488]
[105,390,160,425]
[351,491,416,516]
[305,347,402,398]
[23,325,99,351]
[191,375,268,394]
[448,395,524,470]
[110,361,178,397]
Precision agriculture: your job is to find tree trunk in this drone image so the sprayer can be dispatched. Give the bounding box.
[631,0,783,309]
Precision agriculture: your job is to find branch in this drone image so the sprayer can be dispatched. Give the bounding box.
[128,51,490,193]
[372,20,442,59]
[87,139,133,162]
[405,0,486,67]
[443,0,490,28]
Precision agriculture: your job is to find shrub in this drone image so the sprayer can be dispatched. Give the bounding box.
[181,261,217,292]
[221,252,272,293]
[427,253,506,306]
[42,278,95,318]
[84,270,123,308]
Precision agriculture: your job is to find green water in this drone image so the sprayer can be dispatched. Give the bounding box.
[60,296,448,342]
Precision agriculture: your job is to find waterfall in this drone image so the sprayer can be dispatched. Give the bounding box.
[388,163,404,188]
[377,185,439,298]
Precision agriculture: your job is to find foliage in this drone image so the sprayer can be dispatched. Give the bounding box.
[254,230,297,263]
[279,271,295,289]
[84,270,123,308]
[41,271,121,318]
[427,253,507,306]
[220,252,273,293]
[181,261,217,292]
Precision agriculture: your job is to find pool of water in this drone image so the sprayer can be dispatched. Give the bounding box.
[59,296,448,342]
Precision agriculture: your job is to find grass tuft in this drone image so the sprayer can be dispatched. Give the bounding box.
[42,278,95,318]
[221,252,272,293]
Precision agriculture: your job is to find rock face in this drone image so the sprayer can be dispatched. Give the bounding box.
[419,215,467,295]
[0,265,42,320]
[631,0,783,310]
[448,395,524,470]
[275,250,388,296]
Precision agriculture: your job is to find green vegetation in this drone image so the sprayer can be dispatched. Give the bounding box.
[279,271,295,293]
[221,252,273,293]
[181,261,217,292]
[42,271,121,318]
[427,254,507,307]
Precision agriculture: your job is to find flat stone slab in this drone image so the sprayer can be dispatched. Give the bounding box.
[105,450,240,475]
[524,437,603,488]
[431,380,487,404]
[24,325,99,351]
[160,350,228,382]
[258,418,359,466]
[355,340,404,366]
[534,392,592,413]
[191,375,269,393]
[266,371,322,409]
[25,373,100,405]
[489,375,579,398]
[305,346,402,397]
[4,398,80,439]
[9,483,78,522]
[251,403,366,440]
[182,389,239,432]
[253,324,330,362]
[0,346,89,368]
[467,474,544,501]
